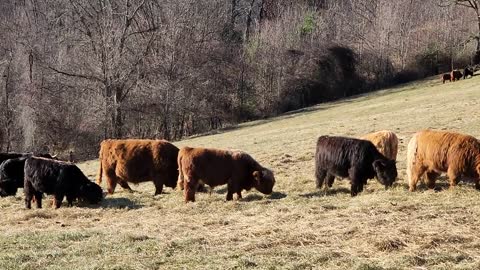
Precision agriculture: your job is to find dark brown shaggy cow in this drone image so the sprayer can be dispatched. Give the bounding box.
[464,67,474,79]
[0,153,55,197]
[96,139,179,195]
[24,157,103,209]
[407,130,480,191]
[177,147,275,202]
[441,73,451,84]
[451,70,463,81]
[315,136,397,196]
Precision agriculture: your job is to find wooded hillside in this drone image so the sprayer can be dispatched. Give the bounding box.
[0,0,477,159]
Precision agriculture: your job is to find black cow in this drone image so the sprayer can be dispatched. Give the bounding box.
[315,136,397,196]
[0,153,55,197]
[24,157,103,209]
[464,68,474,79]
[0,153,24,165]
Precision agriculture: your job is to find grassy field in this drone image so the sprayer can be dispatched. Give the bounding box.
[1,75,480,270]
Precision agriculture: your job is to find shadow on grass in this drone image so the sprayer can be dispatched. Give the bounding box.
[83,197,143,209]
[240,192,287,202]
[299,187,351,198]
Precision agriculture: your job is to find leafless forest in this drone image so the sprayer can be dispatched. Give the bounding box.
[0,0,478,160]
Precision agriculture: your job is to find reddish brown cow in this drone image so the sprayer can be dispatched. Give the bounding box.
[177,147,275,202]
[96,139,179,195]
[407,130,480,191]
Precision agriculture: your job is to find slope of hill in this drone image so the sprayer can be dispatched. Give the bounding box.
[1,76,480,270]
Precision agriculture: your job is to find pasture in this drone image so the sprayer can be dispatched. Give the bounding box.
[1,75,480,270]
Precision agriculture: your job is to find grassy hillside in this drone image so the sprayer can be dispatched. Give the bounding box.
[1,75,480,270]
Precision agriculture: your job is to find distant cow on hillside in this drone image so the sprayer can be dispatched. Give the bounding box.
[177,147,275,202]
[451,70,463,81]
[407,130,480,191]
[442,73,451,84]
[464,68,474,79]
[360,130,398,161]
[315,136,397,196]
[96,139,179,195]
[24,157,103,209]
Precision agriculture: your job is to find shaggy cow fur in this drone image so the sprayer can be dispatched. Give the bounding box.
[464,68,474,79]
[0,157,28,196]
[24,157,103,209]
[96,139,179,195]
[442,73,451,84]
[177,147,275,202]
[315,136,397,196]
[451,70,463,81]
[360,130,398,161]
[406,130,480,191]
[0,153,55,197]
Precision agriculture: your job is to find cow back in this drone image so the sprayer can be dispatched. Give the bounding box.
[316,136,383,178]
[99,139,179,186]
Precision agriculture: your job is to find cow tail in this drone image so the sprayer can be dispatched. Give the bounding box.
[406,133,418,187]
[96,146,103,185]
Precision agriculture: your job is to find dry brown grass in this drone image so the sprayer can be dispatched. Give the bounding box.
[1,75,480,269]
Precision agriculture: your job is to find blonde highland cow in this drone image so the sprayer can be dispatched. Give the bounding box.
[406,130,480,191]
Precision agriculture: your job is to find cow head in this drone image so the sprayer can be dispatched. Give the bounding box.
[0,180,18,197]
[79,181,103,204]
[373,159,397,188]
[252,168,275,194]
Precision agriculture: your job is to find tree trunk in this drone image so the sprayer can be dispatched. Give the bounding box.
[4,55,13,152]
[475,9,480,63]
[113,86,123,138]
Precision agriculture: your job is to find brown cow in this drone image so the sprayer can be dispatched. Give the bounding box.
[441,73,451,84]
[406,130,480,191]
[360,130,398,161]
[177,147,275,202]
[96,139,179,195]
[451,70,463,81]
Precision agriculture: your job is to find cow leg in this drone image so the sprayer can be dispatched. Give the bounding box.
[408,165,426,192]
[118,181,133,193]
[325,174,335,188]
[54,193,64,209]
[183,175,197,202]
[447,167,460,189]
[34,192,43,209]
[236,191,242,200]
[154,181,163,196]
[105,169,118,194]
[349,169,364,197]
[425,171,440,190]
[315,169,327,189]
[227,179,241,201]
[24,181,34,209]
[66,194,76,207]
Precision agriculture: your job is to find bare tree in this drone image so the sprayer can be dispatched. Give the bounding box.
[440,0,480,63]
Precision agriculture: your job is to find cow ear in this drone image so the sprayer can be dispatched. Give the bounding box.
[253,171,262,182]
[373,160,384,171]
